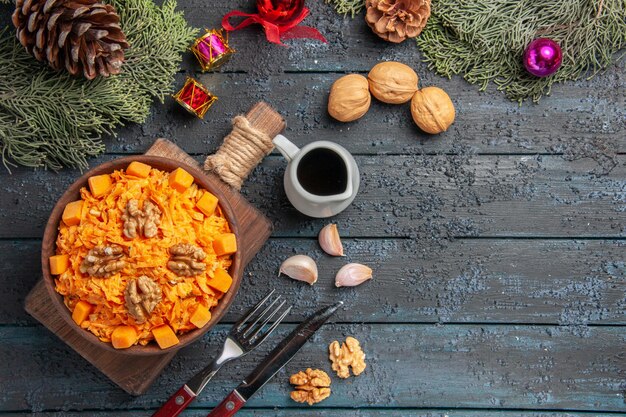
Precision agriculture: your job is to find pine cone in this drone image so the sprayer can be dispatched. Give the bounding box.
[12,0,129,80]
[365,0,431,43]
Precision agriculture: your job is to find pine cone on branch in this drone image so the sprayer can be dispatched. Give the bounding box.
[12,0,129,80]
[365,0,431,43]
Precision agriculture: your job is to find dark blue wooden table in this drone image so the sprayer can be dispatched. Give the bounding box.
[0,1,624,416]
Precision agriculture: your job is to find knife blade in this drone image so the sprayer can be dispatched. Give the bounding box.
[206,301,343,417]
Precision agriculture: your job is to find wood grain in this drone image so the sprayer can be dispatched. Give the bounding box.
[244,155,626,239]
[106,72,626,156]
[3,155,624,239]
[244,101,286,139]
[24,139,272,394]
[7,239,625,325]
[8,411,622,417]
[1,324,624,411]
[0,0,624,415]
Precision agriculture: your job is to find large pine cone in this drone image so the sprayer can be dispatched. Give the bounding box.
[365,0,431,43]
[12,0,129,80]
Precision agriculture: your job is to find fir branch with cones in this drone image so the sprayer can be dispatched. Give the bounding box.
[0,0,197,170]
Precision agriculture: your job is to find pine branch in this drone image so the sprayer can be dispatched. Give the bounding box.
[114,0,197,102]
[325,0,365,17]
[325,0,625,102]
[416,0,626,102]
[0,0,197,171]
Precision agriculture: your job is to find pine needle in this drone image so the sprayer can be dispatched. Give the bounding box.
[0,0,197,171]
[325,0,365,17]
[326,0,626,103]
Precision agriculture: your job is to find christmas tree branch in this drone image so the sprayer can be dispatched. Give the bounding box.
[325,0,365,17]
[325,0,625,102]
[416,0,625,102]
[0,0,197,171]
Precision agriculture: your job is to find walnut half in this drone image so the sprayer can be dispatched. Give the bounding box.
[167,243,206,277]
[329,336,366,379]
[125,275,162,323]
[79,245,126,278]
[122,199,161,239]
[289,368,331,405]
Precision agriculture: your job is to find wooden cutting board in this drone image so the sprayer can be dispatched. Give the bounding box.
[25,104,283,395]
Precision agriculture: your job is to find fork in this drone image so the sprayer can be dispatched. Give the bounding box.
[152,290,291,417]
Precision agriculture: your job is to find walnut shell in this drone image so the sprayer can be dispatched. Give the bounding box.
[328,74,372,122]
[410,86,455,134]
[367,62,418,104]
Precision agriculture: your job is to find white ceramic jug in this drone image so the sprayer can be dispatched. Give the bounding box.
[273,135,360,218]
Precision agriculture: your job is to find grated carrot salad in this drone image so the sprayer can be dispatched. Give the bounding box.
[54,167,233,346]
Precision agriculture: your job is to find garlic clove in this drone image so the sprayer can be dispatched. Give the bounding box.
[319,223,345,257]
[335,263,373,287]
[279,255,318,285]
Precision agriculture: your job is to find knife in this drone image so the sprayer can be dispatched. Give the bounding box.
[206,301,343,417]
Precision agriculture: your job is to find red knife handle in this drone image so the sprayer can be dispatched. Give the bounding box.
[206,390,246,417]
[152,385,197,417]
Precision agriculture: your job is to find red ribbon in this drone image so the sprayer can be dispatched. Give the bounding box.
[222,6,327,46]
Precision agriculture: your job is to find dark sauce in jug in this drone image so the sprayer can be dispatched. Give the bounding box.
[296,148,348,196]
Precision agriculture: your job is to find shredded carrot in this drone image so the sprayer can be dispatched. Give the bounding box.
[54,167,234,347]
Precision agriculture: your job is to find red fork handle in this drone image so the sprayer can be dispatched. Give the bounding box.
[206,390,246,417]
[152,385,197,417]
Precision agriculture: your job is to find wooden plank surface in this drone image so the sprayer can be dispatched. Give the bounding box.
[2,155,624,239]
[1,324,624,411]
[5,239,625,325]
[0,0,624,415]
[107,71,626,155]
[3,412,621,417]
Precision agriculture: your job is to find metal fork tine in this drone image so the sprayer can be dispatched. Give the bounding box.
[234,289,275,331]
[253,305,292,346]
[248,299,287,341]
[241,295,282,336]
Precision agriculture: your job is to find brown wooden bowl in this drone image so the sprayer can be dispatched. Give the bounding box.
[41,156,242,356]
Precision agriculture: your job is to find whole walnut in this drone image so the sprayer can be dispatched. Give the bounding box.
[328,74,371,122]
[410,86,455,134]
[368,62,418,104]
